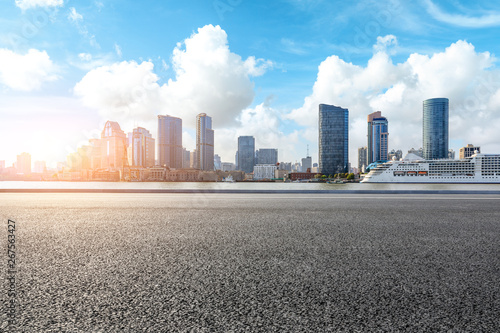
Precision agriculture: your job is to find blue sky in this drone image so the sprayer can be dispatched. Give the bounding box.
[1,0,500,168]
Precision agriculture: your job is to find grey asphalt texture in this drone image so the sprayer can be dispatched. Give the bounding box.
[1,193,499,332]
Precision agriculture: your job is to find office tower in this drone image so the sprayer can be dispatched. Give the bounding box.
[256,148,278,165]
[214,154,222,170]
[158,115,182,168]
[190,150,197,169]
[367,111,389,164]
[459,144,480,159]
[301,156,312,172]
[423,98,449,159]
[128,127,155,168]
[319,104,349,175]
[196,113,214,170]
[100,121,127,170]
[182,148,191,169]
[278,162,292,171]
[16,152,31,175]
[358,147,367,172]
[238,136,255,173]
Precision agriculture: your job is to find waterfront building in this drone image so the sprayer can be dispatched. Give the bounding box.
[33,161,46,174]
[158,115,182,168]
[459,144,480,159]
[214,154,222,170]
[301,156,312,172]
[253,164,277,180]
[367,111,389,164]
[256,148,278,165]
[238,136,255,173]
[448,149,455,160]
[221,162,235,172]
[319,104,349,175]
[423,98,449,159]
[190,150,198,169]
[182,148,191,169]
[358,147,367,173]
[128,127,155,168]
[196,113,214,170]
[100,121,127,170]
[278,162,292,171]
[16,152,31,175]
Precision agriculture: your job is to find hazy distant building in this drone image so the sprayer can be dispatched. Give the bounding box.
[253,164,277,180]
[190,150,198,169]
[256,148,278,165]
[423,98,449,159]
[238,136,255,173]
[358,147,367,173]
[182,148,191,169]
[100,121,127,170]
[408,148,423,158]
[278,162,292,171]
[158,115,182,168]
[459,144,480,159]
[448,149,455,160]
[319,104,349,175]
[214,154,222,170]
[367,111,389,164]
[34,161,46,173]
[301,156,312,172]
[196,113,214,170]
[388,149,403,161]
[16,152,31,175]
[221,162,235,172]
[128,127,155,168]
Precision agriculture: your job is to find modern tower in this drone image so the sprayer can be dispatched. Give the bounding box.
[367,111,389,164]
[255,148,278,165]
[100,121,127,170]
[237,136,255,173]
[318,104,349,175]
[128,127,155,168]
[423,98,449,160]
[358,146,367,173]
[158,115,182,168]
[196,113,214,171]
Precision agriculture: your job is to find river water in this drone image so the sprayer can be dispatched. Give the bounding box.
[1,180,500,191]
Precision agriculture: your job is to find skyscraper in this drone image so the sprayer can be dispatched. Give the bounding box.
[100,121,127,170]
[367,111,389,164]
[238,136,255,173]
[128,127,155,168]
[319,104,349,175]
[301,156,312,172]
[358,146,367,173]
[16,152,31,175]
[196,113,214,170]
[459,144,480,159]
[255,148,278,165]
[423,98,449,160]
[158,115,182,168]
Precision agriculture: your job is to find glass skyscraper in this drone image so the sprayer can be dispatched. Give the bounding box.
[367,111,389,164]
[319,104,349,175]
[423,98,449,160]
[158,115,183,168]
[237,136,255,173]
[196,113,214,170]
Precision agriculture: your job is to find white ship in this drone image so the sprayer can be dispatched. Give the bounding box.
[361,153,500,183]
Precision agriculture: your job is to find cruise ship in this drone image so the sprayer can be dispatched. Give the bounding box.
[361,153,500,183]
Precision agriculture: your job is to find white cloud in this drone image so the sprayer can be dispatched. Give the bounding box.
[114,43,122,58]
[0,48,58,91]
[423,0,500,28]
[15,0,63,10]
[78,53,92,61]
[68,7,82,22]
[374,35,398,54]
[287,39,500,163]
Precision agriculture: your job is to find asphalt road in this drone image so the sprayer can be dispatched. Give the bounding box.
[1,193,499,332]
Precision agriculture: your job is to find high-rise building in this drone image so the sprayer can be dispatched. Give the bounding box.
[158,115,182,168]
[459,144,480,159]
[128,127,155,168]
[182,148,191,169]
[256,148,278,165]
[423,98,449,159]
[196,113,214,170]
[16,152,31,175]
[190,150,197,169]
[100,121,127,170]
[238,136,255,173]
[319,104,349,175]
[358,147,367,173]
[301,156,312,172]
[214,154,222,170]
[367,111,389,164]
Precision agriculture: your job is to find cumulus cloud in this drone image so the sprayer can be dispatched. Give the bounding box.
[288,39,500,163]
[374,34,398,54]
[15,0,63,10]
[423,0,500,28]
[0,48,58,91]
[68,7,82,21]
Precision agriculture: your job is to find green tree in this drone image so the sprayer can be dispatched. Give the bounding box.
[346,173,354,180]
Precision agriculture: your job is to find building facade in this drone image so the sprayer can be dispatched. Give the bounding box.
[196,113,214,171]
[158,115,182,168]
[16,152,31,175]
[388,149,403,161]
[256,148,278,165]
[253,164,277,180]
[301,156,312,172]
[319,104,349,175]
[128,127,155,168]
[358,146,367,173]
[459,144,480,159]
[238,136,255,173]
[100,121,127,170]
[423,98,449,160]
[367,111,389,164]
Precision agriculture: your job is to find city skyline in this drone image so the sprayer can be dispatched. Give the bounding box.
[2,1,500,167]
